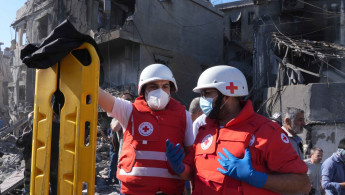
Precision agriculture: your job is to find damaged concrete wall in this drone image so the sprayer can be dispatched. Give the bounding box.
[264,83,345,159]
[6,0,59,126]
[98,40,140,93]
[138,43,204,106]
[218,0,344,107]
[6,0,224,122]
[217,0,345,159]
[94,0,224,105]
[0,48,12,128]
[308,124,345,160]
[125,0,223,65]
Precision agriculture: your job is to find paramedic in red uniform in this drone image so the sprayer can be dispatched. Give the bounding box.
[165,65,311,195]
[98,64,194,195]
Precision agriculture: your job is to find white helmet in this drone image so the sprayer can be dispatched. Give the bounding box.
[193,65,248,96]
[138,64,178,95]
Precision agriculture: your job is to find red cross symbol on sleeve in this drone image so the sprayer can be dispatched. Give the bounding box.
[282,136,288,142]
[226,82,238,94]
[204,137,210,145]
[143,126,150,133]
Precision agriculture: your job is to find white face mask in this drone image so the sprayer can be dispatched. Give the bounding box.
[145,88,170,110]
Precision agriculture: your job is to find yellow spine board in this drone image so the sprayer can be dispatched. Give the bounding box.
[31,42,99,195]
[58,43,99,195]
[31,65,58,195]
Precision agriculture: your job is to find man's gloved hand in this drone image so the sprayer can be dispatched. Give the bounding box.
[217,148,267,188]
[166,139,185,174]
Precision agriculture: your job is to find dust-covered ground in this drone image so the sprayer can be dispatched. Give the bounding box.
[0,133,121,194]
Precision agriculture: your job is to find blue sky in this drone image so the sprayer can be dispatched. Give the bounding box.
[0,0,237,50]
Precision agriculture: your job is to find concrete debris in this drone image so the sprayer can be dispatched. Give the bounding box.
[0,132,120,194]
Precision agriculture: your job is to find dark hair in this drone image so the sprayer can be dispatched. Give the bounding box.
[120,91,134,101]
[140,81,175,97]
[338,138,345,149]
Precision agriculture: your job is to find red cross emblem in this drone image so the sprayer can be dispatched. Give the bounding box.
[142,126,150,133]
[281,133,289,143]
[226,82,238,94]
[139,122,153,136]
[204,138,210,145]
[201,134,213,150]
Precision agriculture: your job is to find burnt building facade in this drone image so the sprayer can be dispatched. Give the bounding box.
[217,0,345,159]
[6,0,223,126]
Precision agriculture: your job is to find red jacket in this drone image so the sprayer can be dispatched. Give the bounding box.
[185,101,308,195]
[117,96,186,195]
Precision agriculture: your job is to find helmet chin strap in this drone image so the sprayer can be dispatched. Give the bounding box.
[220,96,230,110]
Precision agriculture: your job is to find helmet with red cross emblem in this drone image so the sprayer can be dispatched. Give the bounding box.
[138,64,178,95]
[193,65,248,96]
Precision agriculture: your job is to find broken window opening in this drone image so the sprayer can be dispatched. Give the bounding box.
[109,0,135,30]
[97,1,106,30]
[19,85,25,101]
[16,24,27,46]
[37,14,49,40]
[230,18,241,41]
[95,0,136,31]
[271,47,322,85]
[154,54,172,66]
[248,12,254,25]
[270,33,345,86]
[22,32,27,45]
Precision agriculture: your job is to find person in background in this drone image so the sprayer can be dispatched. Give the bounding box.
[304,147,324,195]
[282,107,306,160]
[98,64,194,194]
[166,65,310,194]
[105,118,120,185]
[321,138,345,195]
[189,97,204,139]
[16,111,34,195]
[189,97,203,122]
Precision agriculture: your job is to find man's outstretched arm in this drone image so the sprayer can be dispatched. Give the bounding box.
[98,88,114,113]
[264,173,311,194]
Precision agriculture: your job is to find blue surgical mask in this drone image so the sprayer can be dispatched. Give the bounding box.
[200,96,215,116]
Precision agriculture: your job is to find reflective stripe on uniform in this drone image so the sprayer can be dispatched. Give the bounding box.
[135,151,166,161]
[119,167,182,179]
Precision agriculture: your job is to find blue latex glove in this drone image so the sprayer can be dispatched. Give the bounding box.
[166,139,185,174]
[217,148,267,188]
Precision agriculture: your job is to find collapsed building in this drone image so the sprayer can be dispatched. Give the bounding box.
[2,0,345,161]
[2,0,223,130]
[217,0,345,158]
[1,1,224,192]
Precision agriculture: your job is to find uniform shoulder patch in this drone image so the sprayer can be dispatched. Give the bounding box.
[281,133,290,143]
[201,134,213,150]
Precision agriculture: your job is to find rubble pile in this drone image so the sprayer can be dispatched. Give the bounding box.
[0,131,120,194]
[0,133,22,184]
